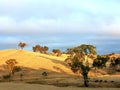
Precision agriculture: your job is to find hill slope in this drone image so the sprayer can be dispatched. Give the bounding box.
[0,49,73,74]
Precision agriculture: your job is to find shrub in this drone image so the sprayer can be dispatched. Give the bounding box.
[104,80,107,83]
[111,81,114,83]
[94,80,99,82]
[5,59,18,75]
[52,49,62,56]
[99,80,103,82]
[2,74,11,80]
[42,72,48,76]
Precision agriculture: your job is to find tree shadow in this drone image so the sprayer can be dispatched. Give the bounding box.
[53,66,66,73]
[38,55,70,68]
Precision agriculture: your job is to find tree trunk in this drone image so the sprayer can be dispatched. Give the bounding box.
[20,74,23,81]
[83,73,89,87]
[84,78,89,87]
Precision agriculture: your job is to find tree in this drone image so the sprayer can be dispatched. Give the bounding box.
[93,55,108,70]
[65,44,97,87]
[5,59,18,76]
[18,42,26,50]
[66,48,74,56]
[52,49,62,56]
[114,58,120,71]
[33,45,49,54]
[34,45,41,52]
[43,46,49,54]
[109,58,120,72]
[20,73,23,81]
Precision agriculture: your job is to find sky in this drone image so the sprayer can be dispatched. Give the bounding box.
[0,0,120,55]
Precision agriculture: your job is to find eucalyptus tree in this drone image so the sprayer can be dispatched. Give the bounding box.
[65,44,97,87]
[43,46,49,54]
[18,42,26,50]
[6,59,18,76]
[52,49,62,56]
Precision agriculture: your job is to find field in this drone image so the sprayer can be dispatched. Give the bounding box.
[0,49,120,89]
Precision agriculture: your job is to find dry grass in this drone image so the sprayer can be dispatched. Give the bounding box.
[1,82,120,90]
[0,49,120,89]
[0,49,72,74]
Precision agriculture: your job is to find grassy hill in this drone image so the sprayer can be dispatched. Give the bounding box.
[0,49,120,88]
[0,49,73,74]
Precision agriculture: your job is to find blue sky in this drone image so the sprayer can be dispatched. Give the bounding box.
[0,0,120,54]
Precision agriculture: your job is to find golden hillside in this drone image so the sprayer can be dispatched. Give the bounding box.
[0,49,73,74]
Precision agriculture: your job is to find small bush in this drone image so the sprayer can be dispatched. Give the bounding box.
[94,80,99,82]
[2,74,11,79]
[99,80,103,82]
[111,81,114,83]
[42,72,48,76]
[104,80,107,83]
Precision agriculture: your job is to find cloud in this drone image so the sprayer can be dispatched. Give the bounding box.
[0,0,120,54]
[0,0,120,36]
[0,16,120,37]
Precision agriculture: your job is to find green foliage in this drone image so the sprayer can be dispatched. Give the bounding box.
[93,56,108,68]
[77,44,97,55]
[65,44,97,87]
[42,72,48,76]
[70,58,82,73]
[114,58,120,65]
[108,57,120,73]
[81,65,90,79]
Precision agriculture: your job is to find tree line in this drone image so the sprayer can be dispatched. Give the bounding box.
[18,42,62,56]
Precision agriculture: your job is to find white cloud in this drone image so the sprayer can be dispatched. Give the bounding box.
[0,0,120,37]
[0,15,120,36]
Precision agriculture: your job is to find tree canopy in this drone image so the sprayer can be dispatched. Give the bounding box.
[65,44,97,87]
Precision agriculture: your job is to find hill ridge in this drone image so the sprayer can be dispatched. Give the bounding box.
[0,49,73,74]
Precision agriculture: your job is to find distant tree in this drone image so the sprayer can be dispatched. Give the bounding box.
[33,45,49,54]
[114,58,120,71]
[18,42,26,50]
[5,59,18,76]
[43,46,49,54]
[114,58,120,65]
[93,55,108,70]
[52,49,62,56]
[109,58,120,72]
[66,48,74,56]
[32,47,36,52]
[35,45,41,52]
[65,44,97,87]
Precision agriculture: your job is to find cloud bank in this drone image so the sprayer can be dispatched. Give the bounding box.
[0,0,120,35]
[0,0,120,54]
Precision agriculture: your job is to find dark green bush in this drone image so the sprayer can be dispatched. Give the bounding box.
[42,72,48,76]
